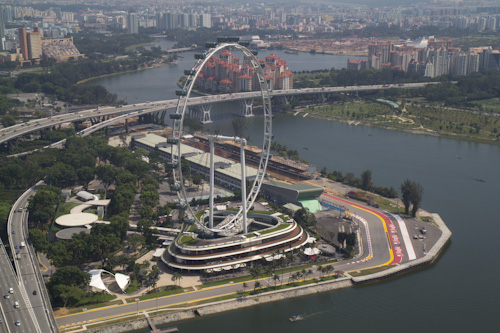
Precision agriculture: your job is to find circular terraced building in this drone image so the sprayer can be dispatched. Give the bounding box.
[163,211,309,272]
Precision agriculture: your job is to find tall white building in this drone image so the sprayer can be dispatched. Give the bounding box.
[201,13,211,28]
[127,13,139,34]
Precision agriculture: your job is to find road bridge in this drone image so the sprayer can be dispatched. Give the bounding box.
[0,82,434,146]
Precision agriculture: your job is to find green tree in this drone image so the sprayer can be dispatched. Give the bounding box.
[95,165,117,198]
[47,241,72,267]
[400,179,424,217]
[29,229,49,253]
[28,187,62,228]
[360,169,373,191]
[410,182,424,217]
[272,273,280,289]
[400,179,413,215]
[45,162,77,188]
[77,166,95,188]
[293,208,316,227]
[47,266,90,308]
[171,272,182,286]
[1,115,16,127]
[127,234,146,252]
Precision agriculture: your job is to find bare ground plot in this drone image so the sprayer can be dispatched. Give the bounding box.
[313,210,354,248]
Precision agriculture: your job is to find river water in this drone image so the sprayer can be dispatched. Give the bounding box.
[88,39,500,332]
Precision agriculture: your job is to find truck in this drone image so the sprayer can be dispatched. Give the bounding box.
[20,242,25,248]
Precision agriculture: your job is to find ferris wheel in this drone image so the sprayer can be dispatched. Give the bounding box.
[167,37,273,236]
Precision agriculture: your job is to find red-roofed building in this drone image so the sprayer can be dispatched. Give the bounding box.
[196,50,292,93]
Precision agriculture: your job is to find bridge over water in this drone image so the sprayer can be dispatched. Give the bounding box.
[0,82,432,145]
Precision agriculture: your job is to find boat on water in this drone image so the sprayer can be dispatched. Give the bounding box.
[289,315,299,322]
[302,147,309,150]
[284,50,298,54]
[456,155,462,159]
[474,178,486,183]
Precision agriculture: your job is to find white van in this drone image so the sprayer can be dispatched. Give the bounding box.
[14,301,19,308]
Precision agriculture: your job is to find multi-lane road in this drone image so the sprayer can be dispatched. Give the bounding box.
[0,237,39,333]
[8,182,57,333]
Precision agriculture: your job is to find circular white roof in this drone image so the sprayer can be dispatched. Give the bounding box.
[55,227,90,240]
[55,213,98,227]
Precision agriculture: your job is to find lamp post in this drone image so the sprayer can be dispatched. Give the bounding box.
[135,298,140,317]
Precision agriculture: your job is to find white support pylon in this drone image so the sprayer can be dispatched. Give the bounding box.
[240,138,247,234]
[201,104,212,123]
[209,136,215,229]
[242,99,254,117]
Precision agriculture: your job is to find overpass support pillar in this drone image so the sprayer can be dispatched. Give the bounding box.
[320,93,329,103]
[200,104,212,124]
[282,95,294,104]
[159,109,167,124]
[241,98,254,117]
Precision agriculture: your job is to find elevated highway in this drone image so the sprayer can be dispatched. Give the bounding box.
[6,181,58,332]
[0,82,433,146]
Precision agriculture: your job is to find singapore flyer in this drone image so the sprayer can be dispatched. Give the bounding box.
[168,37,272,237]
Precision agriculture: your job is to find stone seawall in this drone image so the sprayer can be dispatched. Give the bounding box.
[88,213,451,333]
[87,278,353,332]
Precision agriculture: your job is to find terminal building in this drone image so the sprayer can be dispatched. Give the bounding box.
[131,133,257,191]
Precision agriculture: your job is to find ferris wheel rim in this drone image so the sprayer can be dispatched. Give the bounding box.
[169,42,272,234]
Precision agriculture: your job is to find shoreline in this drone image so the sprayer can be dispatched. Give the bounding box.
[282,47,367,57]
[286,110,500,147]
[86,212,452,333]
[76,61,177,85]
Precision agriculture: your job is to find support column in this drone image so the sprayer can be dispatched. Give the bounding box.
[201,104,212,123]
[282,95,294,104]
[240,138,247,234]
[241,99,254,117]
[209,136,215,229]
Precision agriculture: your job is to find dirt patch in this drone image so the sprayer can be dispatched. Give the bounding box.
[53,307,71,317]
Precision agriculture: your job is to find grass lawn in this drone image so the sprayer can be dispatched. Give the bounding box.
[125,286,184,302]
[259,223,289,235]
[179,235,196,245]
[54,298,120,317]
[0,189,22,204]
[54,202,81,219]
[471,98,500,113]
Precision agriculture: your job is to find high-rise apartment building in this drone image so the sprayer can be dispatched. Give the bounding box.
[201,13,211,28]
[27,27,42,60]
[0,6,5,51]
[18,27,28,60]
[127,13,139,34]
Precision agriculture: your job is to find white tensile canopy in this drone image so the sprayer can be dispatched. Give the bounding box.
[88,269,130,293]
[89,269,110,293]
[264,253,284,262]
[303,247,321,256]
[115,273,131,292]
